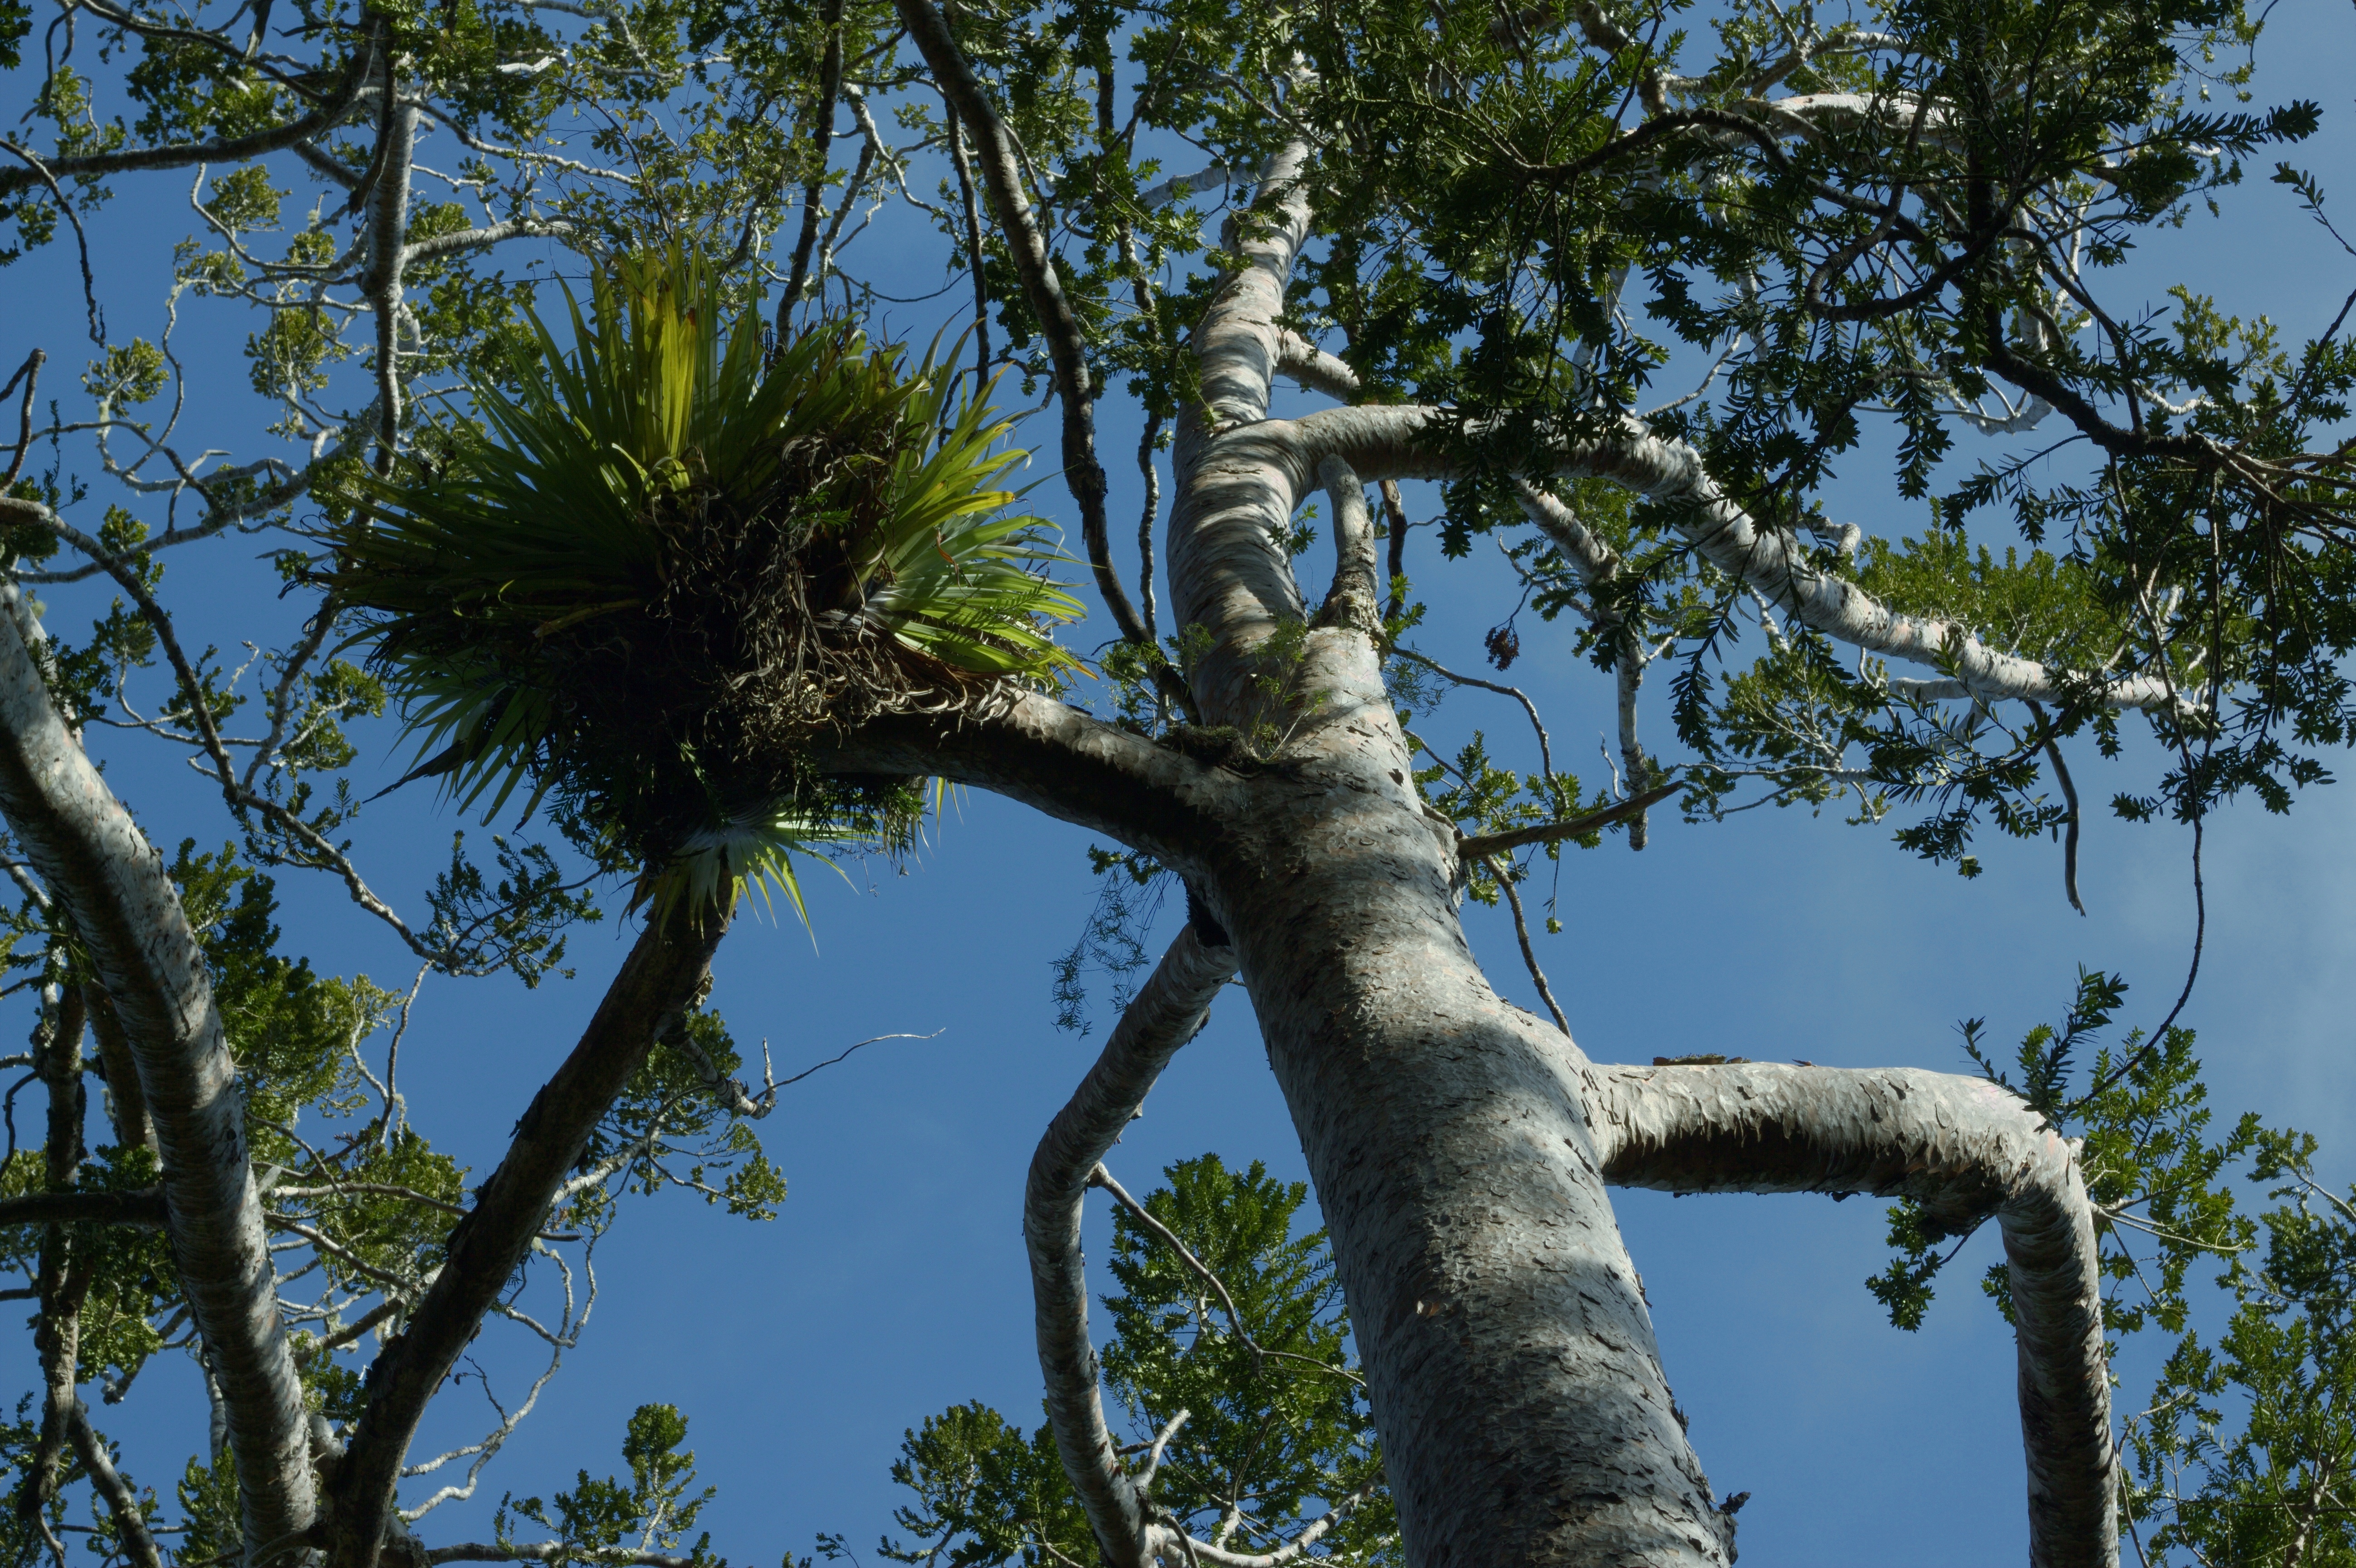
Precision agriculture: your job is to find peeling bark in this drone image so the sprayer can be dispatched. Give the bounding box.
[328,913,728,1568]
[1586,1061,2114,1568]
[0,588,316,1567]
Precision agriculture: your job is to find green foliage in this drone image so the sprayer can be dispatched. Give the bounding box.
[1860,970,2356,1563]
[879,1156,1395,1568]
[334,244,1081,924]
[497,1405,722,1568]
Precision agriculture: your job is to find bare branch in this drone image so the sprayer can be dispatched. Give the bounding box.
[1311,457,1379,632]
[1456,781,1677,861]
[1485,857,1569,1037]
[1276,332,1360,401]
[1305,406,2192,711]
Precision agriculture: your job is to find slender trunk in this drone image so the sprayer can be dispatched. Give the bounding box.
[22,984,90,1528]
[0,587,317,1567]
[87,982,154,1153]
[328,912,728,1568]
[1026,925,1237,1567]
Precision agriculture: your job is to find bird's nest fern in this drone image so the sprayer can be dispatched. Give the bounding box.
[332,246,1082,924]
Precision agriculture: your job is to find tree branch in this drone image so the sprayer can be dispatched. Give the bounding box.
[1312,457,1380,632]
[0,1187,168,1227]
[1514,479,1653,848]
[1026,925,1236,1568]
[1276,332,1360,401]
[1301,405,2192,710]
[425,1547,694,1568]
[329,914,729,1568]
[893,0,1157,655]
[809,688,1237,872]
[781,0,847,321]
[68,1402,164,1568]
[0,586,317,1565]
[0,29,376,196]
[1585,1060,2113,1568]
[1457,781,1677,861]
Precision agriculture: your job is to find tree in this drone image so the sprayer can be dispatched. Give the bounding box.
[0,0,2352,1564]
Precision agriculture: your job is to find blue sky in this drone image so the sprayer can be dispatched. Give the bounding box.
[8,5,2356,1562]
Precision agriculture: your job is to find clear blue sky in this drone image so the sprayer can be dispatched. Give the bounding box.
[8,7,2356,1562]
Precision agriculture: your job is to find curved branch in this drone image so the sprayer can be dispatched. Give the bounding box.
[1303,405,2189,711]
[329,915,729,1568]
[808,688,1237,872]
[1586,1061,2113,1568]
[0,588,316,1564]
[1026,925,1236,1568]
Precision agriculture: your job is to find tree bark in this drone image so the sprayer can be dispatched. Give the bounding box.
[327,912,728,1568]
[0,586,318,1568]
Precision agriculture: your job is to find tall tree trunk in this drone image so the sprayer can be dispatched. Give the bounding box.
[811,66,2125,1568]
[1192,631,1737,1565]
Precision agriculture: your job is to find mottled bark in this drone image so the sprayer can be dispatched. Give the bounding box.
[1026,926,1237,1567]
[0,587,316,1567]
[1191,630,1736,1566]
[328,914,728,1568]
[1587,1062,2114,1568]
